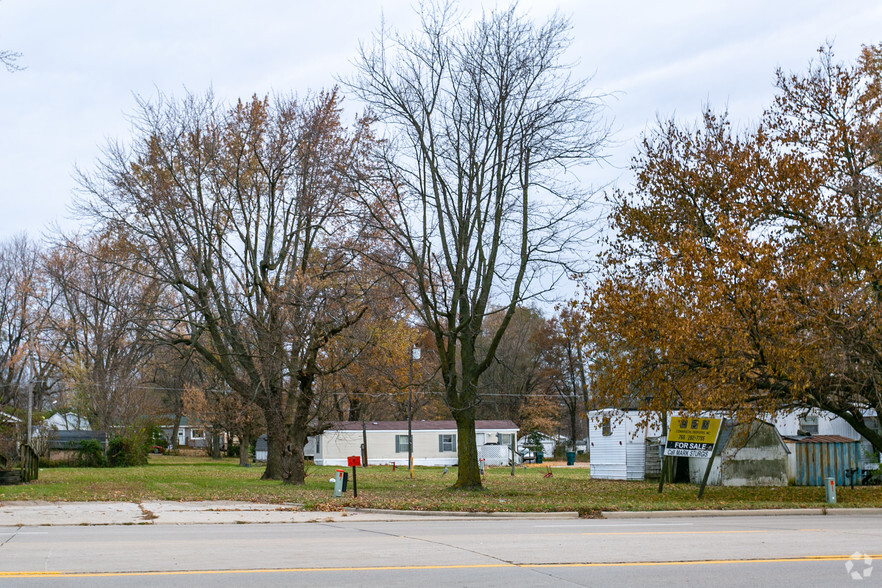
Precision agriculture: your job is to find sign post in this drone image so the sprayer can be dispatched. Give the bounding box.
[663,416,723,498]
[664,416,722,459]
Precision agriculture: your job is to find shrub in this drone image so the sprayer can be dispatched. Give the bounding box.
[107,435,148,467]
[75,439,106,467]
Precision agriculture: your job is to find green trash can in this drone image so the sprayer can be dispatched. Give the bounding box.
[536,451,543,464]
[566,451,575,466]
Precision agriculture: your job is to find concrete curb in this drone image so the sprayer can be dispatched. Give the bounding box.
[347,508,579,519]
[601,507,882,519]
[2,502,880,526]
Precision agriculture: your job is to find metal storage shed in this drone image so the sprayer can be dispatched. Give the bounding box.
[783,435,863,486]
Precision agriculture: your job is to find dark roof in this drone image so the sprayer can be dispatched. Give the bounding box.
[326,420,518,432]
[48,430,107,449]
[782,435,860,444]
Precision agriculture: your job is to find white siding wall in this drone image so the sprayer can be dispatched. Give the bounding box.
[818,414,861,439]
[625,440,646,480]
[588,410,630,480]
[314,427,517,466]
[770,410,863,440]
[589,410,664,480]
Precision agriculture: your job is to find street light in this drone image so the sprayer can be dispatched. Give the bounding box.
[408,345,421,478]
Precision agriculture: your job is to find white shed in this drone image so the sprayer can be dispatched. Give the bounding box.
[588,409,662,480]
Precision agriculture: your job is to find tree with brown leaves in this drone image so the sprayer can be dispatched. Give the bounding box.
[77,89,378,483]
[579,44,882,452]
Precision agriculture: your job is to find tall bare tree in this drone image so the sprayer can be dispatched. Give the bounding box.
[0,236,51,410]
[44,235,161,432]
[76,90,376,483]
[348,1,607,487]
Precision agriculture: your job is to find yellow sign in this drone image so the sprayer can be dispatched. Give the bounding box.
[664,417,722,458]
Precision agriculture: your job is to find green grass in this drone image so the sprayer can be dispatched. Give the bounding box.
[2,455,881,514]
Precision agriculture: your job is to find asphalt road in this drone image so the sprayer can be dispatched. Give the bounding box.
[1,514,880,586]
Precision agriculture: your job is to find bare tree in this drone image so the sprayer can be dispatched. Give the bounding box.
[0,235,58,414]
[76,90,376,483]
[0,49,22,72]
[44,235,161,433]
[475,306,546,423]
[348,1,607,487]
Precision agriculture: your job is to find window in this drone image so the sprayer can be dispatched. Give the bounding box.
[798,414,819,435]
[498,433,514,447]
[191,429,204,440]
[439,434,456,452]
[395,434,410,453]
[601,418,612,437]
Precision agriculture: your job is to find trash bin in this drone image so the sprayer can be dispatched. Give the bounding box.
[566,451,575,466]
[536,451,543,464]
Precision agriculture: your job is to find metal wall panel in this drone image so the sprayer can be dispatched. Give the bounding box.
[795,441,861,486]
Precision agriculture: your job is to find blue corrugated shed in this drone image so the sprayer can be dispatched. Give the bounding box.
[787,435,862,486]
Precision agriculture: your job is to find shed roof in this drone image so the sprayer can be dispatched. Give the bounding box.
[783,435,860,444]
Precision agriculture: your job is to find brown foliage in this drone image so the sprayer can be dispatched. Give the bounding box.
[77,89,379,482]
[578,44,882,451]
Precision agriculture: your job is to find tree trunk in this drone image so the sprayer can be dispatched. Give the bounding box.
[261,378,313,484]
[262,408,287,480]
[262,418,307,483]
[452,405,482,489]
[170,414,181,450]
[239,434,251,467]
[211,431,221,459]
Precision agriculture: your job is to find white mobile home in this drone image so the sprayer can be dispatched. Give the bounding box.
[588,409,663,480]
[314,420,519,467]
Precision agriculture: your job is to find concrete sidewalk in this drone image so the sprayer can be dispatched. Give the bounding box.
[1,501,879,526]
[0,501,580,526]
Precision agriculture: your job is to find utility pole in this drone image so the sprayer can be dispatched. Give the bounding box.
[26,380,34,446]
[408,345,420,478]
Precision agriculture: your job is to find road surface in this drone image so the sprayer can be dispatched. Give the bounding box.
[1,513,879,586]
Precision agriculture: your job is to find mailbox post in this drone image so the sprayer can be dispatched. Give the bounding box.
[347,455,360,498]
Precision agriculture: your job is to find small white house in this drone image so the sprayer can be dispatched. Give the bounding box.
[159,417,211,448]
[588,409,663,480]
[44,412,90,431]
[313,420,519,467]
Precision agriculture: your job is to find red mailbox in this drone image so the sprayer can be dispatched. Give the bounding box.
[347,455,361,467]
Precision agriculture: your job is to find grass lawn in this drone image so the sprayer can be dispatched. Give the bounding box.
[2,455,881,514]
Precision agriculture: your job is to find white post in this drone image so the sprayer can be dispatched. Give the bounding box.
[408,345,420,478]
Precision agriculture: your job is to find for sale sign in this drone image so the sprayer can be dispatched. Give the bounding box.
[664,417,722,458]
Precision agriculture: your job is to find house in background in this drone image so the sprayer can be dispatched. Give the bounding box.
[312,420,520,467]
[516,432,558,460]
[254,434,318,462]
[46,430,107,461]
[44,412,91,431]
[159,417,210,448]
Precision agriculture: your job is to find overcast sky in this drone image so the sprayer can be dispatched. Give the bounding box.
[1,0,879,242]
